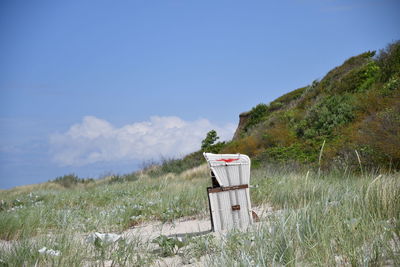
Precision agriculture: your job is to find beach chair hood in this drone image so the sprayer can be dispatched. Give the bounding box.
[203,153,251,187]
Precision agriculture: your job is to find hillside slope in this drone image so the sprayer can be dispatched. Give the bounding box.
[220,41,400,171]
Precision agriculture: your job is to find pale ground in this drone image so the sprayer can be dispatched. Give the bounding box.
[0,204,275,267]
[123,204,274,267]
[124,204,273,242]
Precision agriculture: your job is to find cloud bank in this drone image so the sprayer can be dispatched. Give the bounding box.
[50,116,236,166]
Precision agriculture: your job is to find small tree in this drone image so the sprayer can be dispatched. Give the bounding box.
[201,130,220,151]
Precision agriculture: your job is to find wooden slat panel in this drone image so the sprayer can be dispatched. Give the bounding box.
[237,189,251,226]
[209,192,220,231]
[208,188,253,232]
[221,191,232,230]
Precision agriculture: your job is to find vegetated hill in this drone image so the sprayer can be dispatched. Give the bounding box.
[147,41,400,176]
[218,41,400,171]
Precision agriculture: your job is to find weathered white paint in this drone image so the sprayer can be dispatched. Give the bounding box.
[203,153,250,186]
[204,153,253,232]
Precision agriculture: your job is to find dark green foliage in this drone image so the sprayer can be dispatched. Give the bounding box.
[201,130,226,153]
[243,103,269,132]
[204,141,226,154]
[382,76,400,92]
[296,94,355,138]
[51,174,94,188]
[379,75,400,97]
[259,144,318,163]
[201,130,219,150]
[332,61,379,93]
[376,41,400,82]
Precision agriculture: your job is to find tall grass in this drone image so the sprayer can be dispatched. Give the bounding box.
[0,171,209,241]
[0,229,154,266]
[1,164,399,266]
[209,167,400,266]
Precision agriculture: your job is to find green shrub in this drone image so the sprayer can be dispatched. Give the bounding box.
[376,40,400,83]
[260,144,318,163]
[356,103,400,168]
[318,51,375,93]
[296,94,355,138]
[201,130,226,153]
[332,61,379,93]
[201,130,219,150]
[357,62,380,92]
[262,122,297,148]
[381,75,400,96]
[243,103,269,132]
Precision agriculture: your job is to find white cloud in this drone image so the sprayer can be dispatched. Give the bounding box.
[49,116,236,166]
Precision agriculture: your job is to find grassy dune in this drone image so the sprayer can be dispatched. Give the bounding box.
[213,169,400,266]
[0,165,399,266]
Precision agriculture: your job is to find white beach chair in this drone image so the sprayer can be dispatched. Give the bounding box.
[203,153,254,231]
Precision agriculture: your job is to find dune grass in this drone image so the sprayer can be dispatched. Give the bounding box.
[0,229,154,267]
[1,165,399,266]
[209,168,400,266]
[0,169,209,241]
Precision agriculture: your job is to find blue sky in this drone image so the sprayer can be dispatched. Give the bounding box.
[1,0,399,189]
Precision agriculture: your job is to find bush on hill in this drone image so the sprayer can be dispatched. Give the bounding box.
[295,94,355,138]
[230,41,400,171]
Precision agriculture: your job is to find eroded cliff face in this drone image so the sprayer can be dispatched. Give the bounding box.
[232,111,250,140]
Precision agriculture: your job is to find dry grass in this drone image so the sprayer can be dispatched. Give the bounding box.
[1,165,399,266]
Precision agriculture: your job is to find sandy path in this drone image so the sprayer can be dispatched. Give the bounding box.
[123,204,273,241]
[123,217,212,241]
[122,204,274,266]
